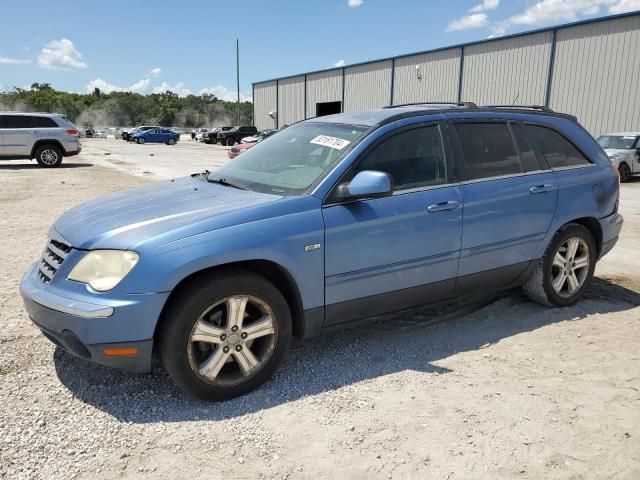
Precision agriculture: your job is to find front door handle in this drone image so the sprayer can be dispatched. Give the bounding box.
[427,200,460,213]
[529,184,554,194]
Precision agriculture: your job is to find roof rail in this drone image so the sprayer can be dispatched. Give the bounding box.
[385,101,478,109]
[483,105,554,112]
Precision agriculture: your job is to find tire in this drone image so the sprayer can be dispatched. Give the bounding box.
[226,137,235,147]
[167,138,176,145]
[159,271,292,401]
[523,223,596,307]
[212,138,218,145]
[619,162,631,182]
[35,145,63,168]
[137,138,145,144]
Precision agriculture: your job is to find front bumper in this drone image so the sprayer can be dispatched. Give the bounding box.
[599,212,624,259]
[20,262,169,373]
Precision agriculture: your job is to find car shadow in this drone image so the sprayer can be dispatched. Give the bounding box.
[0,162,93,170]
[52,277,640,423]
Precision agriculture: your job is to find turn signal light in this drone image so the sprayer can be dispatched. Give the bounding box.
[102,347,139,357]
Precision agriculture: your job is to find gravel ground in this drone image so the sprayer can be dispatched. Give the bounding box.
[1,140,639,479]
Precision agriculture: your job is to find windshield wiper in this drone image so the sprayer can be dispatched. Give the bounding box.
[207,177,247,190]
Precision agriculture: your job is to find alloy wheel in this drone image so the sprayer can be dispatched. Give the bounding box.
[551,236,590,297]
[187,295,277,386]
[40,149,59,166]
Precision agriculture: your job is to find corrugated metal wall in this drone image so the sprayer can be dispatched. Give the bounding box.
[344,60,392,111]
[306,69,343,118]
[253,81,277,131]
[462,31,552,105]
[253,14,640,136]
[550,15,640,136]
[393,48,461,105]
[277,76,305,127]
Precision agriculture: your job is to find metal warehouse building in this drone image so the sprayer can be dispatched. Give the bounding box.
[252,11,640,136]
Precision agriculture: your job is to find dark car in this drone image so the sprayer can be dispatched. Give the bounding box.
[205,126,233,144]
[122,125,159,141]
[217,126,258,146]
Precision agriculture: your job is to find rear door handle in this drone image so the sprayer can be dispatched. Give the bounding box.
[529,184,554,194]
[427,200,460,213]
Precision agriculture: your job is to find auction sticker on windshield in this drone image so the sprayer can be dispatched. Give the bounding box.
[310,135,351,150]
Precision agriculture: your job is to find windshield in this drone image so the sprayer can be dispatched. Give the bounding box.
[209,122,369,195]
[597,135,637,150]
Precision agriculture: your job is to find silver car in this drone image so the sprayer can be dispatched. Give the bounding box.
[0,112,81,167]
[597,132,640,182]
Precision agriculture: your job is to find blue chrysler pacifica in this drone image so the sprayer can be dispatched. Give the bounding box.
[20,104,623,401]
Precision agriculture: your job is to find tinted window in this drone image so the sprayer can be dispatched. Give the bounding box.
[3,115,31,129]
[525,125,592,169]
[454,122,521,180]
[511,124,541,172]
[355,124,447,191]
[31,116,58,128]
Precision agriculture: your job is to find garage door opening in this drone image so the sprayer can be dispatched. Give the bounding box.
[316,101,342,117]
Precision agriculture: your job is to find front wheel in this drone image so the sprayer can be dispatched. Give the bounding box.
[137,138,145,144]
[35,145,63,168]
[159,271,292,401]
[523,223,596,307]
[619,162,631,182]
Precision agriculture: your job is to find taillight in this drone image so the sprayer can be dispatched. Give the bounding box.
[611,161,620,185]
[66,129,79,136]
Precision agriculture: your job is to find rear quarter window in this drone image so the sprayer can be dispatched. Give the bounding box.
[524,124,592,169]
[30,116,58,128]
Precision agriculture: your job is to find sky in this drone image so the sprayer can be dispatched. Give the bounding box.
[1,0,639,101]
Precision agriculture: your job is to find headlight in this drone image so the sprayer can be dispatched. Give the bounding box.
[68,250,139,292]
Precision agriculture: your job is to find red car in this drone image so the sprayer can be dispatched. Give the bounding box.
[227,129,277,159]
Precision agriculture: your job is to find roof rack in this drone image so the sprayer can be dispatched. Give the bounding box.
[385,101,478,109]
[483,105,554,112]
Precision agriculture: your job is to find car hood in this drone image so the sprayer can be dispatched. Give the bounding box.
[53,175,281,250]
[604,148,633,157]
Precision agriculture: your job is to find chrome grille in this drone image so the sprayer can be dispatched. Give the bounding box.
[38,239,71,283]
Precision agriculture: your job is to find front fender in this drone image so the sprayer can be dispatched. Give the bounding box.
[122,208,326,311]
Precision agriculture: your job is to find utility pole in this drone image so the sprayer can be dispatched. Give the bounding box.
[236,38,240,125]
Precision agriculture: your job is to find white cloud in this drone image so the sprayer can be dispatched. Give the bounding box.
[0,56,31,65]
[447,13,489,31]
[333,59,346,68]
[348,0,363,7]
[85,78,151,94]
[470,0,500,13]
[199,84,252,102]
[153,81,192,97]
[149,67,162,76]
[608,0,640,13]
[37,39,88,70]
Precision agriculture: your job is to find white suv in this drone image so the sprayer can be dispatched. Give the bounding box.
[0,112,81,167]
[597,132,640,182]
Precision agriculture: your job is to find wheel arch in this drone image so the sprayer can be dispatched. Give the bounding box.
[155,259,306,341]
[31,139,65,158]
[561,216,603,258]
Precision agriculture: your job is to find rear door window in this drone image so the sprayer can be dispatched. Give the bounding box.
[524,125,592,169]
[3,115,31,129]
[510,123,543,172]
[454,122,522,180]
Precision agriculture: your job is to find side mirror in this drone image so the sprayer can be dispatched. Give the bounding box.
[343,170,393,200]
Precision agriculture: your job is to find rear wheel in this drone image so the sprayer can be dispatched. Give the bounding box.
[226,137,235,147]
[523,223,596,307]
[159,271,292,401]
[35,145,63,168]
[619,162,631,182]
[167,138,176,145]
